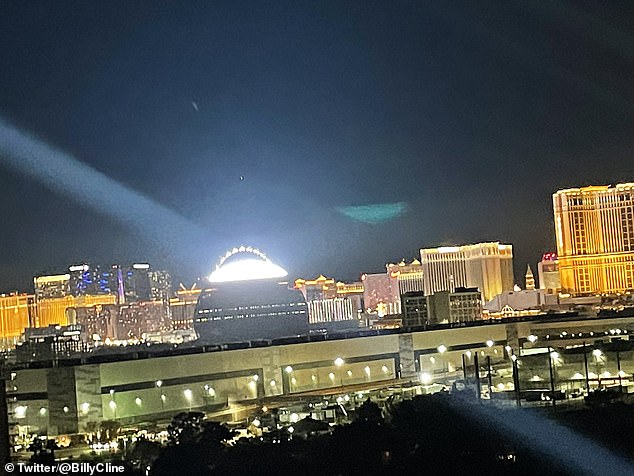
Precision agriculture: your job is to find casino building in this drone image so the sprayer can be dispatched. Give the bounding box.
[553,184,634,295]
[194,247,309,344]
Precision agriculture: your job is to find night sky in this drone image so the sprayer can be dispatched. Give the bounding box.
[1,0,633,292]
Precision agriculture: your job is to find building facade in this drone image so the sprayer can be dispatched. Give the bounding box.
[0,294,33,350]
[553,184,634,295]
[33,274,70,300]
[11,311,634,437]
[294,276,363,328]
[420,242,514,302]
[194,248,309,344]
[361,273,401,317]
[538,253,561,294]
[400,291,429,328]
[386,260,425,294]
[428,287,482,324]
[169,285,201,330]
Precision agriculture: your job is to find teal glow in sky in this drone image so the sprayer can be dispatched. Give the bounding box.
[337,202,408,224]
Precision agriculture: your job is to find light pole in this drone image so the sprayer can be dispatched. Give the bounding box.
[616,350,623,393]
[184,389,193,412]
[583,343,590,395]
[155,380,164,410]
[511,355,521,407]
[473,352,481,401]
[548,348,556,407]
[334,358,345,389]
[592,349,603,390]
[285,366,294,394]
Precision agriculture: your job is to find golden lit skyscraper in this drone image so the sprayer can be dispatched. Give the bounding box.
[420,242,514,303]
[553,184,634,294]
[0,293,33,349]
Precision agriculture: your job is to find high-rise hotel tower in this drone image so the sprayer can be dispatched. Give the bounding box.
[420,242,514,303]
[553,184,634,295]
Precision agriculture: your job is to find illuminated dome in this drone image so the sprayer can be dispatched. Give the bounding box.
[208,246,288,283]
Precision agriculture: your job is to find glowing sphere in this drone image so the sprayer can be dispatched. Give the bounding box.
[208,246,288,283]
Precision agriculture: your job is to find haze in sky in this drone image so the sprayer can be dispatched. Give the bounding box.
[0,0,633,290]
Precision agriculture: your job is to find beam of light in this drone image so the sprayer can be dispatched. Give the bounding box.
[446,398,634,475]
[336,202,407,224]
[0,117,207,260]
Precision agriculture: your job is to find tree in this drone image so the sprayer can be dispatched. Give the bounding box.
[100,420,121,442]
[167,411,205,446]
[354,398,383,426]
[152,413,235,476]
[128,438,161,471]
[28,438,43,458]
[198,420,236,450]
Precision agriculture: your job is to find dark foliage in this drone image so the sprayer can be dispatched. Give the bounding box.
[144,397,634,475]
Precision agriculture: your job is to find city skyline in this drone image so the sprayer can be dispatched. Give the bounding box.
[1,1,633,292]
[2,3,634,473]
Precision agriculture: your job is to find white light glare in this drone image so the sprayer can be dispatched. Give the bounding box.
[208,258,287,283]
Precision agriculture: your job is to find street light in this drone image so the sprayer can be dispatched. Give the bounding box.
[109,400,117,418]
[184,389,193,411]
[334,358,345,367]
[547,347,557,407]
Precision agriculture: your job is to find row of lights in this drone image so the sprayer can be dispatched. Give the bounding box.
[537,328,629,340]
[436,339,497,355]
[284,359,391,384]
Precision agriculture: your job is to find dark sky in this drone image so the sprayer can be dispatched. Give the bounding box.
[0,0,633,291]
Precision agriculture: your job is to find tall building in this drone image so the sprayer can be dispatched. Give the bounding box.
[386,260,425,294]
[68,264,114,297]
[361,273,401,317]
[117,301,170,340]
[0,293,33,349]
[553,184,634,295]
[420,242,514,302]
[33,274,70,299]
[149,270,172,301]
[15,324,87,362]
[334,281,364,318]
[33,263,171,339]
[306,298,354,325]
[294,276,363,327]
[74,303,118,341]
[538,253,561,293]
[169,284,201,330]
[33,296,76,328]
[400,291,429,328]
[428,287,482,324]
[294,275,337,300]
